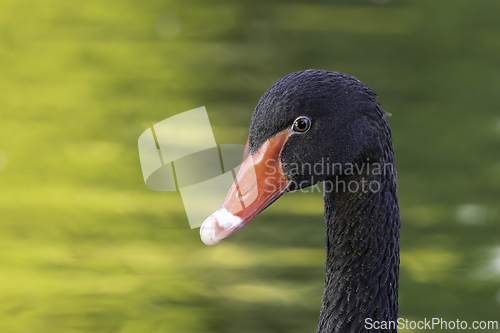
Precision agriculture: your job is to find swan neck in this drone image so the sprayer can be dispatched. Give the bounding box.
[317,169,401,333]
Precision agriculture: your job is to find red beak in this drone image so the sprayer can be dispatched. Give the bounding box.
[200,129,292,245]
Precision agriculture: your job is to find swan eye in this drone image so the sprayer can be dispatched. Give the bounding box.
[293,116,311,133]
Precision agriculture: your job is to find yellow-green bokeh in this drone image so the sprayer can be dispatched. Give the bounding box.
[0,0,499,332]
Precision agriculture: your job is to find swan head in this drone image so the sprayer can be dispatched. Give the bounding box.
[200,69,390,246]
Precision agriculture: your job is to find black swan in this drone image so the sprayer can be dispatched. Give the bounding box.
[200,69,401,333]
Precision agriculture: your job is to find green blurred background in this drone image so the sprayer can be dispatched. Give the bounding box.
[0,0,499,332]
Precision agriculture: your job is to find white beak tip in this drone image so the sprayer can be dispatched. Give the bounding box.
[200,215,222,246]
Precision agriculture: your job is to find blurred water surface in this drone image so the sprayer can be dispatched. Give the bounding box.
[0,0,499,332]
